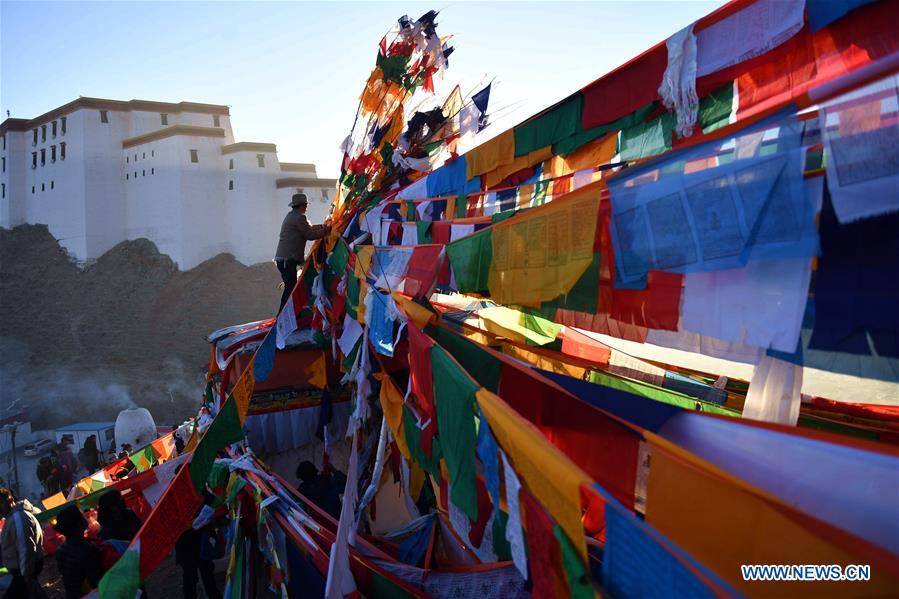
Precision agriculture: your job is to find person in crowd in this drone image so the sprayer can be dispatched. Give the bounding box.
[175,502,223,599]
[36,457,54,498]
[274,193,331,310]
[54,505,105,598]
[0,487,44,598]
[77,435,101,474]
[97,489,142,542]
[295,461,343,519]
[55,442,78,486]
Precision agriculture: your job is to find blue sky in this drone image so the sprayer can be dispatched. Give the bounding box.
[1,1,724,177]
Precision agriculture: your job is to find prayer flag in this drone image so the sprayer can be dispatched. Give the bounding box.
[304,351,328,389]
[488,182,600,306]
[431,345,480,520]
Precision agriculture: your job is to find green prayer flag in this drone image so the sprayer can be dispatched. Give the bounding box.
[406,200,416,222]
[446,228,492,294]
[619,112,675,161]
[416,221,432,244]
[455,194,468,219]
[698,83,734,134]
[189,398,243,492]
[530,252,601,318]
[491,209,523,224]
[553,102,655,157]
[208,462,231,490]
[532,180,550,207]
[346,274,360,319]
[98,547,140,599]
[553,525,594,599]
[129,446,155,473]
[402,404,443,482]
[327,238,350,276]
[521,312,563,346]
[587,371,737,416]
[371,572,417,599]
[492,510,513,561]
[514,94,584,156]
[430,346,479,520]
[433,326,502,393]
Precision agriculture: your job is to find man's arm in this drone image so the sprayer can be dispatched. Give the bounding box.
[296,216,330,240]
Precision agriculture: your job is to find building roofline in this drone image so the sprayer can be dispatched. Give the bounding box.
[221,142,278,155]
[122,125,226,148]
[279,162,317,173]
[0,97,230,135]
[276,177,338,189]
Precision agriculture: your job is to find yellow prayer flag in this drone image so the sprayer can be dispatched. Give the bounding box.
[232,368,256,423]
[374,373,411,461]
[488,181,601,306]
[42,492,67,511]
[479,306,558,346]
[392,292,436,329]
[304,351,328,389]
[475,388,592,562]
[466,129,516,179]
[355,245,374,279]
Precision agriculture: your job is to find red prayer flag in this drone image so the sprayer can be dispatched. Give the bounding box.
[407,325,437,456]
[404,245,445,298]
[138,466,202,580]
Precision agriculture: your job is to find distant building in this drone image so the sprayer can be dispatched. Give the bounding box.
[0,98,336,269]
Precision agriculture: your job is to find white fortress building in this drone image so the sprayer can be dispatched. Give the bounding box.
[0,97,336,269]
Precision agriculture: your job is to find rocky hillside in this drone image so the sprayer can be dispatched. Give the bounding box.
[0,224,280,428]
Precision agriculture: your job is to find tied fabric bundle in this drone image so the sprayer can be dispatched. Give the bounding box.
[659,25,699,138]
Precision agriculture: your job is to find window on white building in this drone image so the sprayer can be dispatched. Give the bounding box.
[32,152,37,169]
[214,114,221,127]
[41,183,45,192]
[229,159,234,170]
[52,121,57,137]
[41,125,46,142]
[32,186,35,194]
[190,149,199,163]
[142,152,146,159]
[51,145,56,162]
[161,113,168,126]
[32,129,38,145]
[126,156,129,163]
[61,117,67,135]
[134,153,138,161]
[40,149,46,166]
[100,110,109,123]
[50,181,54,190]
[151,167,154,175]
[257,154,265,168]
[229,180,234,190]
[126,173,129,180]
[134,171,137,178]
[320,188,328,202]
[151,150,155,157]
[60,142,66,160]
[142,169,145,177]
